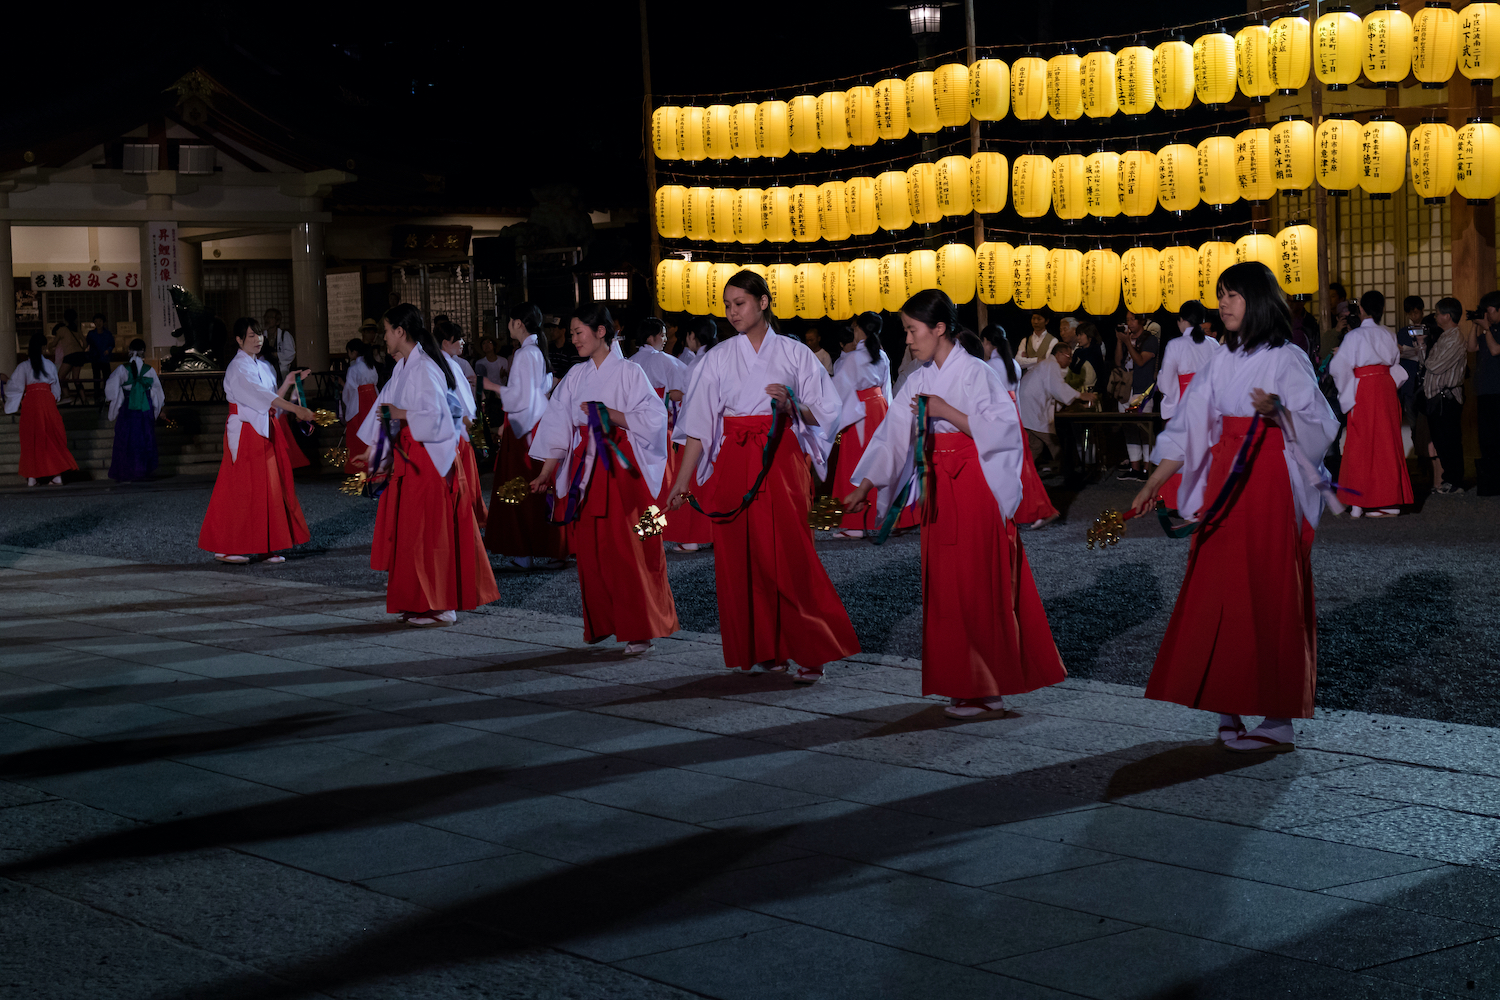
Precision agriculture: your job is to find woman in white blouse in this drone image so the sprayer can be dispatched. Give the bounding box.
[340,338,380,473]
[826,311,892,537]
[6,332,78,486]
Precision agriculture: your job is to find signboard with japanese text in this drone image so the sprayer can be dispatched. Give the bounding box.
[31,270,142,293]
[326,269,364,355]
[148,221,180,346]
[390,225,472,260]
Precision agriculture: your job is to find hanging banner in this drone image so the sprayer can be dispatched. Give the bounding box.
[31,270,141,292]
[148,221,180,346]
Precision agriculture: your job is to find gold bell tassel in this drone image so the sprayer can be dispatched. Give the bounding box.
[633,505,669,538]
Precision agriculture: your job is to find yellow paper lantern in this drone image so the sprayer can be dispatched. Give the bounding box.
[1198,240,1236,308]
[879,254,909,313]
[1410,118,1458,202]
[656,257,684,312]
[1012,56,1048,121]
[708,262,739,315]
[704,105,733,160]
[1047,50,1083,121]
[1413,2,1460,88]
[1012,154,1053,219]
[730,103,758,158]
[793,262,825,320]
[936,155,972,217]
[1198,135,1240,209]
[1052,153,1087,221]
[844,176,878,236]
[935,244,976,304]
[1082,48,1119,118]
[873,78,910,140]
[1237,22,1275,102]
[739,263,767,284]
[848,258,882,314]
[970,59,1010,121]
[1272,116,1314,191]
[1457,119,1500,202]
[684,186,712,241]
[906,71,941,134]
[845,86,877,146]
[1315,6,1363,90]
[1081,248,1122,316]
[824,261,853,321]
[907,162,941,225]
[1155,36,1195,113]
[1116,44,1156,115]
[1158,245,1200,312]
[761,186,794,243]
[816,91,849,152]
[970,152,1008,213]
[1119,149,1159,217]
[790,184,820,243]
[683,261,710,315]
[876,171,914,232]
[655,185,686,240]
[1364,4,1414,87]
[1276,225,1319,297]
[678,108,707,163]
[1012,245,1048,310]
[1460,2,1500,83]
[756,101,791,159]
[819,181,851,242]
[710,188,737,243]
[1193,30,1237,108]
[1235,233,1278,272]
[1270,16,1312,94]
[766,263,796,320]
[1156,143,1201,213]
[1360,117,1407,199]
[905,249,938,297]
[1122,247,1162,314]
[1316,116,1360,194]
[935,63,970,127]
[1085,150,1121,217]
[651,106,679,160]
[1235,128,1276,202]
[1046,248,1083,313]
[734,188,764,244]
[976,242,1014,305]
[788,95,819,155]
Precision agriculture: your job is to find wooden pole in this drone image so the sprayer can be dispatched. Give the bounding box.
[640,0,663,318]
[1311,0,1333,358]
[966,0,987,331]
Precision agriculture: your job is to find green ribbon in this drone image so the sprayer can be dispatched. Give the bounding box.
[869,395,928,547]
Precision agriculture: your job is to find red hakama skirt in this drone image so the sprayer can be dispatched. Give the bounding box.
[198,405,311,555]
[567,429,679,643]
[18,383,78,480]
[458,437,488,525]
[710,415,859,670]
[920,433,1067,698]
[1014,435,1059,525]
[1336,364,1413,509]
[832,386,890,532]
[1160,373,1195,511]
[485,420,569,560]
[344,383,378,473]
[373,427,499,614]
[1146,417,1317,719]
[655,389,714,545]
[273,413,310,470]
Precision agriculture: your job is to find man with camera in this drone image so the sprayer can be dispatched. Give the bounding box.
[1473,291,1500,496]
[1423,297,1469,494]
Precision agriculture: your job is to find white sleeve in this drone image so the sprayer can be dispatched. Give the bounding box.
[3,367,25,414]
[528,369,579,463]
[621,363,671,496]
[149,367,165,415]
[500,348,537,415]
[47,361,61,402]
[1158,342,1181,414]
[403,358,455,446]
[105,365,128,421]
[1047,363,1080,407]
[849,375,918,518]
[964,362,1026,520]
[792,344,842,476]
[224,359,279,414]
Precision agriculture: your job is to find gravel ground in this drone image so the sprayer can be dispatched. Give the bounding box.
[4,466,1498,726]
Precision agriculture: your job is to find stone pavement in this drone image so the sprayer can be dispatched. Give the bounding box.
[3,543,1500,999]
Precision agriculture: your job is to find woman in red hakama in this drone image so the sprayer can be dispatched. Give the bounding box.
[341,338,380,474]
[198,319,314,563]
[660,319,718,549]
[668,271,858,683]
[983,326,1058,528]
[846,291,1066,718]
[361,304,498,626]
[7,334,78,486]
[529,305,678,652]
[1329,294,1413,517]
[826,312,895,537]
[1157,302,1224,511]
[1131,263,1340,753]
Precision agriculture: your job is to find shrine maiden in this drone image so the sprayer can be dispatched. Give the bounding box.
[529,304,679,652]
[1156,301,1223,510]
[1328,290,1412,517]
[846,290,1067,718]
[436,319,487,525]
[340,338,380,473]
[7,333,78,487]
[1131,262,1340,753]
[825,312,893,537]
[983,325,1058,530]
[104,338,165,482]
[669,269,859,683]
[198,319,313,564]
[632,317,710,549]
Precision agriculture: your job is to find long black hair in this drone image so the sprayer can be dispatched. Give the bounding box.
[688,315,719,352]
[232,317,259,347]
[385,303,456,392]
[28,332,45,378]
[723,269,780,333]
[1178,300,1207,344]
[636,316,666,345]
[900,289,958,340]
[346,338,374,365]
[571,301,616,342]
[957,326,984,359]
[1216,262,1290,354]
[853,310,883,363]
[508,301,552,375]
[980,323,1017,384]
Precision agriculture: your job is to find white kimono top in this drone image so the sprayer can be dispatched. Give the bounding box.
[827,347,893,445]
[987,355,1022,390]
[632,343,691,394]
[501,335,553,439]
[1329,319,1407,413]
[356,344,459,476]
[439,352,478,442]
[850,345,1025,520]
[530,344,670,498]
[1017,359,1079,434]
[340,357,379,421]
[1158,335,1223,420]
[223,351,282,460]
[674,330,841,481]
[4,358,61,414]
[105,358,165,421]
[1152,343,1340,529]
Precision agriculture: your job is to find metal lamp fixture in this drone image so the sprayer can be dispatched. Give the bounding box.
[908,4,942,34]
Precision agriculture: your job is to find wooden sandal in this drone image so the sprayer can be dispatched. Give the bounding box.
[1224,733,1296,754]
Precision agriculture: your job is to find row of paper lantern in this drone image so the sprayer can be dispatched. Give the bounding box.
[651,4,1500,161]
[654,119,1500,244]
[654,228,1317,322]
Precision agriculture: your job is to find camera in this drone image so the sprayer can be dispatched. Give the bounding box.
[1468,309,1485,322]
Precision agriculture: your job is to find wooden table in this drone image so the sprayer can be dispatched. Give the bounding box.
[1054,410,1165,488]
[159,372,225,403]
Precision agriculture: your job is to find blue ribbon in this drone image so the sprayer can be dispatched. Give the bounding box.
[687,384,802,521]
[550,402,634,524]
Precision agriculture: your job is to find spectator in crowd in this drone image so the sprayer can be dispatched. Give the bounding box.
[1015,312,1058,371]
[1058,316,1079,347]
[1019,343,1096,470]
[50,309,88,405]
[1289,299,1320,364]
[1473,291,1500,496]
[1423,296,1469,494]
[1329,282,1348,315]
[264,309,295,374]
[1114,311,1160,481]
[1072,321,1108,395]
[1395,295,1434,415]
[804,326,834,375]
[85,313,115,404]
